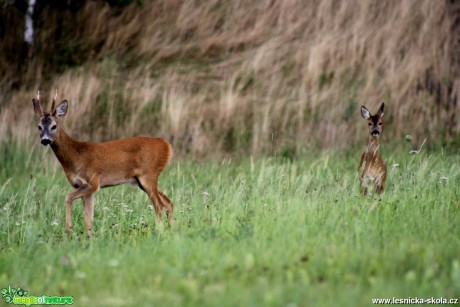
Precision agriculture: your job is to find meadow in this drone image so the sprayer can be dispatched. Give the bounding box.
[0,1,459,306]
[0,143,459,306]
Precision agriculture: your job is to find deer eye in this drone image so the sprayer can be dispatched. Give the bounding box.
[378,122,382,126]
[368,123,372,126]
[38,125,42,130]
[51,125,57,130]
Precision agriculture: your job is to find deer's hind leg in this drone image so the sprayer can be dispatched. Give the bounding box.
[158,189,173,224]
[137,176,163,224]
[375,167,387,195]
[375,176,386,195]
[360,185,368,196]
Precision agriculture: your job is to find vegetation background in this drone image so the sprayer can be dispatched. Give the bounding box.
[0,1,459,306]
[0,0,459,157]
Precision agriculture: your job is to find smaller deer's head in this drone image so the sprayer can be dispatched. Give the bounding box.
[361,103,384,138]
[32,91,68,146]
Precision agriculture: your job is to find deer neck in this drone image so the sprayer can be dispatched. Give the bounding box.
[365,136,380,157]
[50,128,80,171]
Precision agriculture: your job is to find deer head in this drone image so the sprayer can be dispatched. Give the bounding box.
[32,90,68,146]
[361,103,384,138]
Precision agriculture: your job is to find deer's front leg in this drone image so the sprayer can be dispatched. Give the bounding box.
[65,179,99,236]
[66,200,73,236]
[84,195,95,237]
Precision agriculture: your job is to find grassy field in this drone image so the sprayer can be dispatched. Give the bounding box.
[0,145,459,306]
[1,1,458,305]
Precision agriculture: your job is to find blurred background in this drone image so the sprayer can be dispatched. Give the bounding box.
[0,0,459,158]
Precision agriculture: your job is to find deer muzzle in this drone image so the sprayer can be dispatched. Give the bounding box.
[41,138,52,146]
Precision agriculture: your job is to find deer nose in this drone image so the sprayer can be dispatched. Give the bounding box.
[41,139,52,146]
[371,130,380,136]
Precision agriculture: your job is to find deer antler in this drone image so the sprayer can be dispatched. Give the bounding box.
[51,89,58,112]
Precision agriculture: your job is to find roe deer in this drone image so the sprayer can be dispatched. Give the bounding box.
[32,91,173,236]
[358,102,387,195]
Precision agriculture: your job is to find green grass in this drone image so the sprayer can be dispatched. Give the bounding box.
[0,145,459,306]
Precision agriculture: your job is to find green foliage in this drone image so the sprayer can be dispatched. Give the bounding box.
[0,148,459,306]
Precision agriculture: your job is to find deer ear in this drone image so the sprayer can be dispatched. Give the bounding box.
[54,100,68,118]
[51,89,58,113]
[378,102,385,117]
[361,106,370,119]
[32,98,43,117]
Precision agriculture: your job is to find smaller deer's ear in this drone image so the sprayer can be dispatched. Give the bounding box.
[378,102,385,117]
[361,106,370,119]
[32,98,43,117]
[54,100,68,118]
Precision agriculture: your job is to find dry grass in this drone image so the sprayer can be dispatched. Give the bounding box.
[0,0,458,156]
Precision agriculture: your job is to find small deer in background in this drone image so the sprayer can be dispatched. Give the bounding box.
[358,102,387,195]
[32,91,173,236]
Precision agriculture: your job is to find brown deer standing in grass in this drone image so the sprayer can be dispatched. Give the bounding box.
[358,103,387,195]
[32,91,173,236]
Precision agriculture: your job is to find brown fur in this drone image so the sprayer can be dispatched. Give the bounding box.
[33,95,173,236]
[358,137,387,195]
[359,103,387,195]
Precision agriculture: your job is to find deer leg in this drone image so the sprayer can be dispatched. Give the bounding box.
[158,189,174,224]
[376,179,385,194]
[380,170,387,194]
[359,176,368,196]
[374,174,385,195]
[84,195,95,237]
[65,179,99,236]
[137,176,163,224]
[65,187,89,236]
[360,185,368,196]
[66,201,73,236]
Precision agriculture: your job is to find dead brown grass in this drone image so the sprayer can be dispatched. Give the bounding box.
[1,0,458,157]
